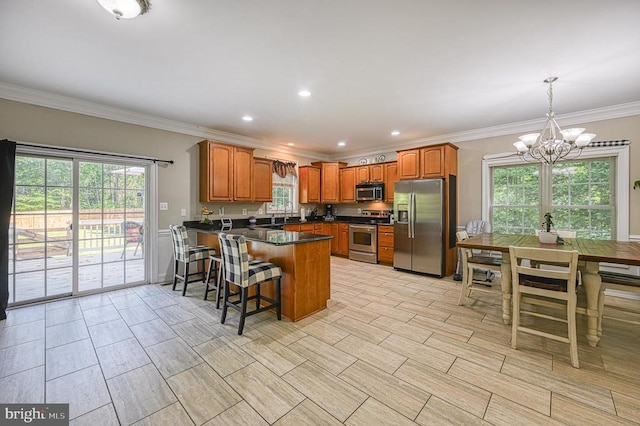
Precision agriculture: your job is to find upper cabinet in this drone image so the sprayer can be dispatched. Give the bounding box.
[356,166,369,184]
[199,140,256,202]
[234,146,254,201]
[340,168,356,202]
[370,164,384,182]
[384,162,397,202]
[299,165,321,204]
[397,143,458,180]
[253,158,273,202]
[199,141,233,201]
[312,161,347,203]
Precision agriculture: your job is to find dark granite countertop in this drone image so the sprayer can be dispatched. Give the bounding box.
[184,214,390,233]
[185,223,333,246]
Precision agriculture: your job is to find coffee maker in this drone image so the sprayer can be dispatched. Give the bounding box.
[324,204,335,221]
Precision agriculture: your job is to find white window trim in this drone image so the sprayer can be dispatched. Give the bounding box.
[481,145,630,241]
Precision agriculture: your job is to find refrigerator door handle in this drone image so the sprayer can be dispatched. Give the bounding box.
[409,192,415,239]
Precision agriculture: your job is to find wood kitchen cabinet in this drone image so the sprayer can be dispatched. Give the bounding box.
[340,168,356,203]
[338,223,349,256]
[356,166,369,183]
[298,165,321,204]
[384,162,397,202]
[199,140,255,202]
[377,224,394,264]
[370,164,384,182]
[253,158,273,202]
[397,143,458,180]
[234,146,254,201]
[329,223,339,254]
[283,224,300,232]
[312,161,347,203]
[199,141,234,201]
[313,223,325,235]
[299,223,314,233]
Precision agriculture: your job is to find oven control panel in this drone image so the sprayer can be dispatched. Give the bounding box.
[361,209,391,218]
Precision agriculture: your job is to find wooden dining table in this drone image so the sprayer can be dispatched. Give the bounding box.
[457,233,640,347]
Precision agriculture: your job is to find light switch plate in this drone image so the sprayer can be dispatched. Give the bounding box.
[160,202,168,210]
[180,208,187,217]
[258,208,264,215]
[242,209,247,215]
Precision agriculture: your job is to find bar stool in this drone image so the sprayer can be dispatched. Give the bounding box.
[205,254,224,308]
[217,232,282,335]
[168,225,216,296]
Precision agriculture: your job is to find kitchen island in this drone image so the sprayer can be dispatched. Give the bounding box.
[188,225,332,321]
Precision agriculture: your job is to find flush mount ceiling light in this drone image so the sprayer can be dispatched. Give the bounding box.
[97,0,150,20]
[513,77,596,164]
[242,116,253,122]
[298,90,311,97]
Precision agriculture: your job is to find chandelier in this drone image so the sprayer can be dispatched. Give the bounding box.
[97,0,150,20]
[513,77,595,164]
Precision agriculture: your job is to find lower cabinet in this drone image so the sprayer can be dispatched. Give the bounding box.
[338,223,349,256]
[283,224,300,232]
[377,224,394,264]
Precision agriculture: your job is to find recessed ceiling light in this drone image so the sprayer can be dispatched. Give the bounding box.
[337,141,346,147]
[287,143,295,146]
[391,130,400,136]
[242,116,253,122]
[298,90,311,97]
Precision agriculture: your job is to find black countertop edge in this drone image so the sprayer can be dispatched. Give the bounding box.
[185,224,333,246]
[183,215,391,231]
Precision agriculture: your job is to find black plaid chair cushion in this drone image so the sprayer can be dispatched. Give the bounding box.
[218,233,282,288]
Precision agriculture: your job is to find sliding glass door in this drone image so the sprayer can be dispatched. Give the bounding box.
[8,153,149,306]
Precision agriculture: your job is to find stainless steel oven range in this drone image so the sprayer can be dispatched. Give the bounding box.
[349,223,377,264]
[348,210,391,264]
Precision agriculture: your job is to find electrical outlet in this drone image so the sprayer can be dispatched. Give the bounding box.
[258,208,264,215]
[180,208,187,217]
[242,208,247,215]
[219,206,224,215]
[357,208,362,214]
[159,202,168,210]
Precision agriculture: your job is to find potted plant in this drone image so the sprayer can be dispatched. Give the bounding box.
[634,180,640,190]
[538,212,557,243]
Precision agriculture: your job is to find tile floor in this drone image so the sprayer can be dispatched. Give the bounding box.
[1,257,639,425]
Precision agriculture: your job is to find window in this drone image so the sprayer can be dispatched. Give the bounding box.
[482,145,629,240]
[267,171,298,213]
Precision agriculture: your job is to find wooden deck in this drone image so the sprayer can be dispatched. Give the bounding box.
[8,245,145,305]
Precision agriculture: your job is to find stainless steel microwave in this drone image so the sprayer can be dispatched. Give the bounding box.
[355,182,384,201]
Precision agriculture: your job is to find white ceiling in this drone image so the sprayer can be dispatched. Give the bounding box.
[1,0,639,158]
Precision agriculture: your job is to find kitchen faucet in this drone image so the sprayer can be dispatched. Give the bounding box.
[283,202,292,223]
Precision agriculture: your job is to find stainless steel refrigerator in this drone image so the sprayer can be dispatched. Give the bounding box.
[394,179,445,276]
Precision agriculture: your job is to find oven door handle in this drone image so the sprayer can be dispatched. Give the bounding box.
[350,224,376,230]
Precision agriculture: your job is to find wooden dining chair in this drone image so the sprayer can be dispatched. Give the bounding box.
[509,245,580,368]
[456,230,502,305]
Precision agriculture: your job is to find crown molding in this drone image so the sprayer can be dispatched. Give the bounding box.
[0,82,328,161]
[2,81,637,161]
[392,101,640,152]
